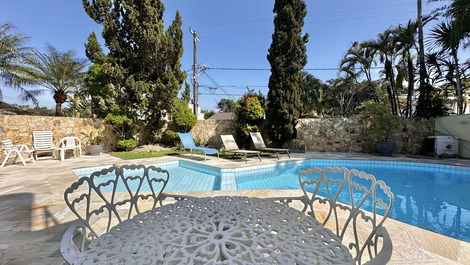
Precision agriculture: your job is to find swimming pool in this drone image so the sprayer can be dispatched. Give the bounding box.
[74,159,470,242]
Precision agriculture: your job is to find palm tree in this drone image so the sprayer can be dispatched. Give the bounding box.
[21,45,87,116]
[430,21,464,114]
[394,20,419,117]
[366,30,401,115]
[0,24,38,104]
[340,41,375,83]
[447,0,470,47]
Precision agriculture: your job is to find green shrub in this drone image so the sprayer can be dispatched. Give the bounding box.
[235,95,264,125]
[359,102,400,142]
[173,100,197,132]
[104,112,134,139]
[116,139,138,151]
[234,95,264,148]
[81,132,104,145]
[160,130,179,146]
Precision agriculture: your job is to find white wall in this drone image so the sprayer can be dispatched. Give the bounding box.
[435,115,470,158]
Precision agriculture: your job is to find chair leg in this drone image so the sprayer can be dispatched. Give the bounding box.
[257,153,261,162]
[245,153,247,163]
[276,152,279,160]
[287,150,291,159]
[16,150,27,166]
[1,149,13,167]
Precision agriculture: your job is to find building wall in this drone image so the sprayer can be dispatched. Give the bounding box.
[435,115,470,158]
[0,115,115,153]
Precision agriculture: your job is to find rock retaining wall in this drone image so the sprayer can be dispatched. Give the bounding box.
[295,117,434,154]
[190,120,236,147]
[0,115,115,153]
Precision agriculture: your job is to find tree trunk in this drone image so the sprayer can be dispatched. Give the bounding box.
[406,52,415,117]
[417,0,428,85]
[53,90,67,116]
[55,103,63,116]
[452,49,463,115]
[385,59,397,115]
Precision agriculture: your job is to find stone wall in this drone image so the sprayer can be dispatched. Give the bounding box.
[295,117,434,154]
[0,115,115,153]
[190,120,236,148]
[189,117,434,154]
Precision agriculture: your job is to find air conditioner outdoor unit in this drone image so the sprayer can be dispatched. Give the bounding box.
[425,136,459,158]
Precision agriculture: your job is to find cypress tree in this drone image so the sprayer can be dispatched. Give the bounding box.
[266,0,309,145]
[82,0,186,141]
[181,82,191,104]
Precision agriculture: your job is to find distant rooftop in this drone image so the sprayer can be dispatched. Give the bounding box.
[208,112,234,120]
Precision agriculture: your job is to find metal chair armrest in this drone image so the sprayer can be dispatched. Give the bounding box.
[60,220,90,264]
[363,226,393,265]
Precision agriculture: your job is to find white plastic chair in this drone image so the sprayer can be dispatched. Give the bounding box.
[59,137,82,161]
[1,140,36,167]
[32,130,58,160]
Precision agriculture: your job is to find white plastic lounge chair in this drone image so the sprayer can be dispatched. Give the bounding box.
[177,133,218,160]
[250,132,290,160]
[1,140,36,167]
[220,135,261,163]
[33,130,58,160]
[59,137,82,161]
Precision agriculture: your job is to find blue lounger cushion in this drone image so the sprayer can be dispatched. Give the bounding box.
[177,133,218,154]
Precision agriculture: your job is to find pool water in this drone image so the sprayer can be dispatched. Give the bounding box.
[74,159,470,242]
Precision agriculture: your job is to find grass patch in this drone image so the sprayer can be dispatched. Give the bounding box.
[111,150,189,160]
[111,149,276,160]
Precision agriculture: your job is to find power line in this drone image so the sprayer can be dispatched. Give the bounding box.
[199,93,247,96]
[205,67,383,71]
[193,2,417,29]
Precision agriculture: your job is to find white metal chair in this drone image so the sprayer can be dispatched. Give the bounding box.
[1,140,36,167]
[32,130,58,160]
[298,167,394,265]
[61,165,191,263]
[59,137,82,161]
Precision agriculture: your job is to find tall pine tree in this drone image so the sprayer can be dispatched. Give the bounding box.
[266,0,308,145]
[82,0,186,141]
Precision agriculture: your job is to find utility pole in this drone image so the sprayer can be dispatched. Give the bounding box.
[190,28,200,116]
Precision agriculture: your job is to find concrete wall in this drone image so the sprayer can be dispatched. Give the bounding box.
[435,115,470,158]
[0,115,115,153]
[295,117,434,154]
[190,120,236,148]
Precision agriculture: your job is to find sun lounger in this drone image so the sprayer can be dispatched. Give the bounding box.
[177,133,218,160]
[220,135,261,163]
[249,132,290,160]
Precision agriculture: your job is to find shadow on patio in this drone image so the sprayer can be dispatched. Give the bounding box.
[0,192,70,265]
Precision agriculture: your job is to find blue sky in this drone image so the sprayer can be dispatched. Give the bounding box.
[0,0,456,111]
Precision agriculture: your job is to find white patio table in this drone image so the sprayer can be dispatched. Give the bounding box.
[61,165,393,265]
[68,196,353,265]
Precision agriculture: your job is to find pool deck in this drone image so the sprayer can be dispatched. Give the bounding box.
[1,152,470,264]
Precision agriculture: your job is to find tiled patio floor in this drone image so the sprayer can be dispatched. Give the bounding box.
[1,152,469,264]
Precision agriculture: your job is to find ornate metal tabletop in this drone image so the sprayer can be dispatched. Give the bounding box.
[75,196,353,265]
